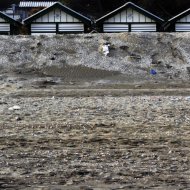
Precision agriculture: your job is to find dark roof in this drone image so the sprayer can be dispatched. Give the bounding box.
[96,2,164,23]
[168,8,190,23]
[0,11,21,25]
[23,2,92,25]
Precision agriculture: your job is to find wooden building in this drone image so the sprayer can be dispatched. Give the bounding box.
[3,6,21,21]
[96,2,164,32]
[18,1,57,19]
[23,2,91,35]
[0,11,21,35]
[168,9,190,31]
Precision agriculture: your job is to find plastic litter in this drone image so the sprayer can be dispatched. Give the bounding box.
[150,69,157,75]
[102,44,110,56]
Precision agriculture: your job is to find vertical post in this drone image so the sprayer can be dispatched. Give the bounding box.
[10,24,13,35]
[56,23,59,34]
[29,25,31,35]
[156,23,159,32]
[129,23,131,32]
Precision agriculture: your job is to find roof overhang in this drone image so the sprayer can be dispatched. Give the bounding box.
[0,11,22,26]
[168,8,190,23]
[96,2,164,24]
[23,2,91,25]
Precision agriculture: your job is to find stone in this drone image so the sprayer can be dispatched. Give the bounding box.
[186,67,190,74]
[15,116,22,121]
[8,105,21,111]
[135,85,142,88]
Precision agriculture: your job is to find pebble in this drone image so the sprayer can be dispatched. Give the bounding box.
[15,116,22,121]
[135,85,142,88]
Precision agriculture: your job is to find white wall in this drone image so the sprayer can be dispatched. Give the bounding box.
[0,23,10,32]
[0,17,6,22]
[33,8,81,23]
[177,14,190,22]
[105,8,155,23]
[175,24,190,31]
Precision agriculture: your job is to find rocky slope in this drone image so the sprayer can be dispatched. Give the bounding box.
[0,33,190,84]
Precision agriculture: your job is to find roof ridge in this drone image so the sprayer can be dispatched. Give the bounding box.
[96,2,164,23]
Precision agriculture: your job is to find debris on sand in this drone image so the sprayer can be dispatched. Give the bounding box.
[8,105,21,111]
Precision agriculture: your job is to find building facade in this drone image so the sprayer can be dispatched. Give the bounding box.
[168,9,190,31]
[0,11,21,35]
[96,2,164,32]
[23,2,92,35]
[19,1,57,19]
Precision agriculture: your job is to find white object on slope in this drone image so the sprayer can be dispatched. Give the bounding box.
[102,44,110,56]
[8,105,21,111]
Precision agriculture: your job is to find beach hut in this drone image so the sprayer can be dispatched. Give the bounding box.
[0,11,21,35]
[168,9,190,32]
[96,2,164,32]
[23,2,91,35]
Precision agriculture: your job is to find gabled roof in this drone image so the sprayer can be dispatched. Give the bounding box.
[0,11,21,25]
[19,1,57,8]
[96,2,164,23]
[168,8,190,23]
[23,2,91,25]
